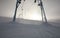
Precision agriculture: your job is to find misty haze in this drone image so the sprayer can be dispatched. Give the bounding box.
[0,0,60,38]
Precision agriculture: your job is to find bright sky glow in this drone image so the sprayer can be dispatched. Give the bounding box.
[29,12,41,20]
[0,0,60,20]
[16,0,42,21]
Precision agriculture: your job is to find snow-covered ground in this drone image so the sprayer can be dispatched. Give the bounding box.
[0,17,60,38]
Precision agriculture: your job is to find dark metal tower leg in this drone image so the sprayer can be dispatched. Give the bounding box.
[13,0,18,22]
[13,6,17,22]
[41,7,47,23]
[40,0,47,23]
[13,0,24,22]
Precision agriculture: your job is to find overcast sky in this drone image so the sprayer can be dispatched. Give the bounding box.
[0,0,60,20]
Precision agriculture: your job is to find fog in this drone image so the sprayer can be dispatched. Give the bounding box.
[0,0,60,21]
[0,0,60,38]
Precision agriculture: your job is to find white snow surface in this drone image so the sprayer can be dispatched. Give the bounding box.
[0,17,60,38]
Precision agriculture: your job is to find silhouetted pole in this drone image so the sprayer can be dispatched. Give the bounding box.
[34,0,47,23]
[39,0,47,23]
[13,0,21,22]
[13,2,17,22]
